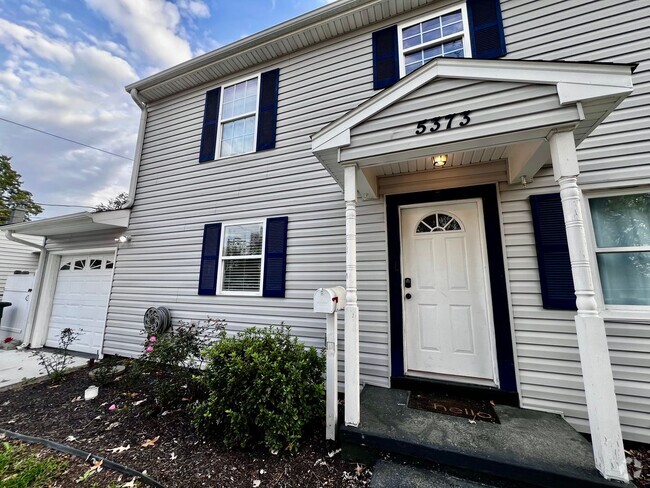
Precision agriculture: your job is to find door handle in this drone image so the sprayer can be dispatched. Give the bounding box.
[405,293,412,300]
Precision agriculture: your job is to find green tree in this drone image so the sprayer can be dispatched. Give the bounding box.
[0,155,43,224]
[94,192,129,212]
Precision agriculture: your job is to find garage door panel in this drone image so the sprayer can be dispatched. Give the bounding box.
[46,254,114,355]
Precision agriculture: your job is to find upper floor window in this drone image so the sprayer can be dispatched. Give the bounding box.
[588,192,650,307]
[398,5,471,76]
[199,69,279,163]
[218,76,259,158]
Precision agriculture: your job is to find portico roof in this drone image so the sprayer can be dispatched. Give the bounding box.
[311,58,635,198]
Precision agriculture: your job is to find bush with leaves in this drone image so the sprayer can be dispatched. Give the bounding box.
[127,318,224,407]
[32,328,80,382]
[194,325,325,453]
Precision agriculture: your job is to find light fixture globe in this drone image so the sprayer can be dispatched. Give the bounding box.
[433,154,448,168]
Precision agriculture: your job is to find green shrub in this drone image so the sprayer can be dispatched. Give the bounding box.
[194,325,325,453]
[127,318,224,408]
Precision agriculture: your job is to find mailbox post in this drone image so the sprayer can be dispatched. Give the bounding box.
[313,286,346,441]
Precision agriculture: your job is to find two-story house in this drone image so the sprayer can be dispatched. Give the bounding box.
[5,0,648,481]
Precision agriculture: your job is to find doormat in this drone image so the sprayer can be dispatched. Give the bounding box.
[407,391,500,424]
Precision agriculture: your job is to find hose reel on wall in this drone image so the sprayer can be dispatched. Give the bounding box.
[143,306,171,336]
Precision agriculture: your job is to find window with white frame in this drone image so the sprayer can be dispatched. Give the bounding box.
[219,77,259,157]
[219,222,265,293]
[399,6,470,76]
[589,192,650,307]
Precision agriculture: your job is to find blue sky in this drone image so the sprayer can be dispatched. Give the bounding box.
[0,0,329,218]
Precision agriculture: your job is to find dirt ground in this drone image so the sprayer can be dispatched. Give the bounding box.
[0,366,371,487]
[0,363,648,487]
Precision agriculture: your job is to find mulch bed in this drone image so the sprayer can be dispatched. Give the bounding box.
[0,365,371,487]
[628,445,650,487]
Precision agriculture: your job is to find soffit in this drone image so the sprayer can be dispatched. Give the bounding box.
[127,0,439,103]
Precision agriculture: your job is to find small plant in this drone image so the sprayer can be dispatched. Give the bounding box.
[194,325,325,453]
[127,317,225,407]
[89,355,123,386]
[33,328,80,382]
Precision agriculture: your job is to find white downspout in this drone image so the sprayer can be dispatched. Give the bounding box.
[4,230,46,347]
[123,88,148,209]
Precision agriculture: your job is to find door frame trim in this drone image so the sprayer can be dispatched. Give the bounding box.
[386,184,517,393]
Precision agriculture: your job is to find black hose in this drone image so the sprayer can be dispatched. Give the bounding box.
[0,427,165,487]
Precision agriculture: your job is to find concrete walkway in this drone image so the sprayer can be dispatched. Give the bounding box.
[0,349,87,388]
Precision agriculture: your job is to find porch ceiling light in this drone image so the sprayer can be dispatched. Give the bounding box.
[432,154,447,168]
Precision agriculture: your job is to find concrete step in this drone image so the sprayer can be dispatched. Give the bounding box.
[371,460,512,487]
[341,386,626,488]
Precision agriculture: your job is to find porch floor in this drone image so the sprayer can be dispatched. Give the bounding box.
[341,386,624,487]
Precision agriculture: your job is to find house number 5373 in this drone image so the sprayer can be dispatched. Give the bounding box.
[415,110,471,135]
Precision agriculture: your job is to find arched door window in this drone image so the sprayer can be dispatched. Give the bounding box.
[415,212,463,233]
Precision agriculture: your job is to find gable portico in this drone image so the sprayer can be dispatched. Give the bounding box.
[312,57,635,482]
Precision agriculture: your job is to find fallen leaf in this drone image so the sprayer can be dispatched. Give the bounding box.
[1,401,9,406]
[109,445,130,454]
[141,436,160,447]
[122,478,137,487]
[468,419,477,425]
[71,396,83,403]
[133,399,147,406]
[170,452,177,460]
[355,464,365,475]
[90,459,103,473]
[253,480,261,487]
[0,434,6,440]
[634,469,642,479]
[66,436,77,442]
[328,448,341,458]
[106,422,121,431]
[270,449,278,455]
[129,392,139,398]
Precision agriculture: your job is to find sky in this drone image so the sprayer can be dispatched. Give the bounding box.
[0,0,331,219]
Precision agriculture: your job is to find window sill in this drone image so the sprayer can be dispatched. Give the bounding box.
[601,309,650,324]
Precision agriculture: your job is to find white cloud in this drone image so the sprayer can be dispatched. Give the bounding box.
[177,0,210,18]
[84,0,196,69]
[0,17,139,217]
[0,18,74,64]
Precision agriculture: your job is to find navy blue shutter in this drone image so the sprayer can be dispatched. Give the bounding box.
[199,88,221,162]
[372,25,400,90]
[467,0,507,59]
[256,69,280,151]
[198,223,222,295]
[262,217,288,298]
[530,194,577,310]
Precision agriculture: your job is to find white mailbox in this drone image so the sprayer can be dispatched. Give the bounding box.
[313,286,346,313]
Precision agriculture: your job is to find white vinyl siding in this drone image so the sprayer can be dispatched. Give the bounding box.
[0,232,42,298]
[105,0,650,444]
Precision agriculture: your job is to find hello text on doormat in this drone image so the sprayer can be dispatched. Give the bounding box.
[407,391,500,424]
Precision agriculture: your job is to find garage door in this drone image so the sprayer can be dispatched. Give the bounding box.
[46,254,114,355]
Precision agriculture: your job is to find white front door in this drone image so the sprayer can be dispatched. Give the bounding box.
[401,200,498,386]
[46,254,114,355]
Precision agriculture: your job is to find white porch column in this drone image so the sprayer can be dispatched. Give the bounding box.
[549,131,628,482]
[344,164,360,427]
